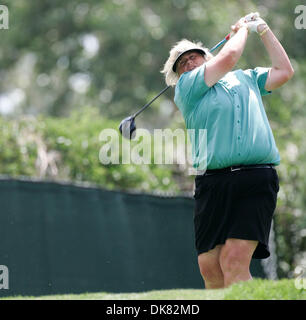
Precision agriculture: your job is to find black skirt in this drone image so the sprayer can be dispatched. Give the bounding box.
[193,167,279,259]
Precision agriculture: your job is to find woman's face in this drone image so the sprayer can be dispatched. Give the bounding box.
[176,51,206,76]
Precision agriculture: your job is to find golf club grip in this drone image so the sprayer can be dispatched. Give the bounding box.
[133,85,171,118]
[209,32,232,53]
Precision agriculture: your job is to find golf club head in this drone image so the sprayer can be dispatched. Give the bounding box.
[119,116,136,140]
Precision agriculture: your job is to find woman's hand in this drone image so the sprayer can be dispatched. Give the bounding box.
[231,17,249,33]
[244,12,267,33]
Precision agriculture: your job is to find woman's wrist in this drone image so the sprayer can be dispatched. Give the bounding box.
[257,23,268,34]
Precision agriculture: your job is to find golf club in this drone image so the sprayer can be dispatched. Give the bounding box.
[119,32,232,140]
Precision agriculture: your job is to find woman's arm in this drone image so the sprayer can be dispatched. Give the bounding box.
[204,19,249,87]
[258,24,294,91]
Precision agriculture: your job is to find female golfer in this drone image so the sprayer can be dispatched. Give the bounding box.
[161,13,294,288]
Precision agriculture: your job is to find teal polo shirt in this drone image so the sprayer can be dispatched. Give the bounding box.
[174,64,281,170]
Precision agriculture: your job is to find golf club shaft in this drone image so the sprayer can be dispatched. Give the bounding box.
[133,85,171,118]
[132,32,232,119]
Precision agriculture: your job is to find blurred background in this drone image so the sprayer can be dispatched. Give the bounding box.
[0,0,305,280]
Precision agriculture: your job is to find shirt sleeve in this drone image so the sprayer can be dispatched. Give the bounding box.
[252,67,272,96]
[175,64,210,109]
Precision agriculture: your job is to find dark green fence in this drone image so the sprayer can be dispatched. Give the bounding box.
[0,178,267,297]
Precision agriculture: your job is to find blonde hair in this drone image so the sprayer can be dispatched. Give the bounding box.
[161,39,213,87]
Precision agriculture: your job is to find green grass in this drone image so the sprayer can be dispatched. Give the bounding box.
[1,279,305,300]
